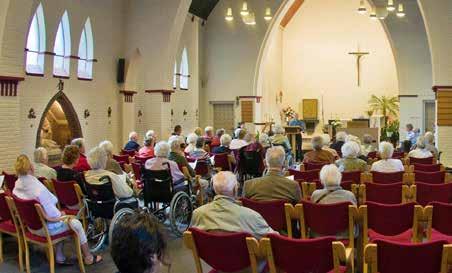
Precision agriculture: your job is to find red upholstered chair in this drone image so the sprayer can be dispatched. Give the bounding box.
[364,239,451,273]
[0,193,23,271]
[304,162,328,171]
[409,156,434,165]
[367,151,378,159]
[183,228,258,273]
[370,171,404,184]
[425,202,452,243]
[213,153,232,172]
[392,151,405,159]
[120,149,136,157]
[131,162,143,189]
[288,168,320,182]
[2,171,18,191]
[134,155,153,165]
[11,195,85,273]
[113,154,130,164]
[414,170,446,184]
[413,182,452,206]
[258,234,351,273]
[52,180,86,228]
[240,198,287,232]
[413,163,443,172]
[358,182,413,205]
[194,160,210,177]
[360,201,422,252]
[342,171,362,184]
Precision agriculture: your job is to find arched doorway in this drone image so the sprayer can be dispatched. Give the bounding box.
[36,91,82,164]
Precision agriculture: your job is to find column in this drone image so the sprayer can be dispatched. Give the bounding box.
[433,86,452,167]
[145,90,175,140]
[119,90,137,145]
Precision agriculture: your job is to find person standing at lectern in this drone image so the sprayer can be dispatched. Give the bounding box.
[288,114,306,162]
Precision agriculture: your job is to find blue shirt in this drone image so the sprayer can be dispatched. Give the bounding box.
[288,119,306,131]
[124,140,140,151]
[406,131,417,145]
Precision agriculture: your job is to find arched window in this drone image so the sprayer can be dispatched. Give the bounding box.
[53,11,71,77]
[173,61,178,89]
[25,3,46,74]
[78,18,94,79]
[179,48,189,90]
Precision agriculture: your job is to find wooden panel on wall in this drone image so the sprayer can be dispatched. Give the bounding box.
[241,101,254,123]
[436,89,452,126]
[280,0,304,28]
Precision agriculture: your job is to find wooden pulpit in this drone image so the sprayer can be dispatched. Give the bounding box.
[284,126,302,161]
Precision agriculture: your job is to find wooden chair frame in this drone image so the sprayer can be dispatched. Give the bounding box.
[363,243,452,273]
[53,181,87,230]
[357,184,415,205]
[2,197,23,271]
[183,230,259,273]
[9,199,85,273]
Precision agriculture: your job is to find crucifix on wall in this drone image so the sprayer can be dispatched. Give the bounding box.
[349,47,369,87]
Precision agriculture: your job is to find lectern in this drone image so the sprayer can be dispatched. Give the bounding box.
[284,126,302,161]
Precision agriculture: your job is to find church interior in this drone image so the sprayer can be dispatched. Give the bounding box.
[1,0,452,272]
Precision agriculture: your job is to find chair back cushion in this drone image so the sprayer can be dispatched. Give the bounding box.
[120,149,136,157]
[429,202,452,236]
[301,200,351,236]
[340,181,355,191]
[371,171,404,184]
[53,180,79,208]
[304,162,328,171]
[366,201,415,236]
[241,198,286,231]
[238,149,264,176]
[2,171,18,191]
[0,192,12,222]
[288,169,319,182]
[392,151,405,159]
[131,162,142,180]
[134,156,153,165]
[141,167,174,205]
[409,157,434,165]
[113,154,130,164]
[12,195,42,230]
[213,153,231,171]
[416,183,452,206]
[367,151,378,159]
[194,160,210,176]
[365,182,403,204]
[414,171,445,184]
[374,239,447,273]
[342,171,361,183]
[189,228,251,272]
[267,233,336,273]
[413,163,441,172]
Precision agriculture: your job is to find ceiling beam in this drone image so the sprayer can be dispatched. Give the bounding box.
[280,0,305,28]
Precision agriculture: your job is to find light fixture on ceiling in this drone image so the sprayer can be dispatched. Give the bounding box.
[357,0,367,14]
[396,3,405,17]
[370,7,377,20]
[240,2,249,16]
[387,0,396,12]
[225,7,233,21]
[264,7,272,21]
[244,12,256,25]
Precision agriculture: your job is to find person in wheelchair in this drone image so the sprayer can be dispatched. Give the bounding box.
[85,147,134,199]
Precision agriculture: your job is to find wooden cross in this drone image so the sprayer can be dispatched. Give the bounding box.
[349,48,369,87]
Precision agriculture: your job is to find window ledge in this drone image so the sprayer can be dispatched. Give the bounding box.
[78,77,93,81]
[25,72,44,77]
[53,75,70,79]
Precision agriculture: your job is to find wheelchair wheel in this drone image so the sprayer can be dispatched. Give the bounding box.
[86,217,108,252]
[169,191,193,237]
[108,207,135,246]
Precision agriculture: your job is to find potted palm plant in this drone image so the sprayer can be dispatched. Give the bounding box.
[368,95,399,127]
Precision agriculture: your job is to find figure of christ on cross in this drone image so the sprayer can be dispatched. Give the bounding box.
[349,48,369,87]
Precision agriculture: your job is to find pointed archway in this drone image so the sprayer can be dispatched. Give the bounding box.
[36,91,82,150]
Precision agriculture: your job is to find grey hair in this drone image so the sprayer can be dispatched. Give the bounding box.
[321,134,331,146]
[154,141,170,157]
[362,134,373,144]
[128,131,138,140]
[379,141,394,159]
[87,147,108,170]
[424,132,434,144]
[71,138,85,149]
[416,136,426,149]
[259,133,270,146]
[265,146,286,168]
[168,137,181,152]
[273,125,285,135]
[33,147,48,163]
[99,140,114,156]
[220,134,232,146]
[341,141,360,158]
[336,131,347,142]
[205,126,213,133]
[311,136,324,150]
[186,133,198,145]
[320,164,342,189]
[145,130,155,140]
[212,171,237,196]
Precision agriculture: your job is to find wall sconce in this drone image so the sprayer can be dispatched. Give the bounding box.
[107,106,112,118]
[278,91,283,103]
[183,110,187,116]
[171,109,174,116]
[138,110,143,117]
[28,108,36,119]
[236,96,240,106]
[84,109,90,119]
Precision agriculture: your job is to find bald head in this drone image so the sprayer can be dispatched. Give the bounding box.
[212,171,237,197]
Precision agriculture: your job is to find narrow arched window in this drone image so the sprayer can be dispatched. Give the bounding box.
[25,3,46,75]
[53,11,71,77]
[173,61,178,89]
[78,18,94,79]
[180,48,189,90]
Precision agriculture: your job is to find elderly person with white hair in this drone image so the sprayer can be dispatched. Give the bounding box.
[330,131,347,154]
[85,147,133,199]
[321,134,339,159]
[211,128,225,147]
[230,128,248,150]
[258,133,271,149]
[168,137,195,177]
[184,133,198,154]
[212,133,236,165]
[335,142,367,172]
[124,131,140,152]
[191,171,276,239]
[370,142,404,172]
[424,132,438,158]
[145,130,156,141]
[71,138,91,172]
[204,126,214,141]
[33,147,57,180]
[243,146,301,203]
[145,141,186,185]
[303,136,335,164]
[270,125,292,154]
[408,136,433,159]
[361,134,376,157]
[99,140,123,175]
[138,136,155,158]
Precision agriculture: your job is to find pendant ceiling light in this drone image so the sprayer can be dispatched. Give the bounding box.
[225,7,233,21]
[244,12,256,25]
[357,0,367,14]
[387,0,395,11]
[369,7,377,20]
[240,2,249,16]
[396,3,405,17]
[264,7,272,21]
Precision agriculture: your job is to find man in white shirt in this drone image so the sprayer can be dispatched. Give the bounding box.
[371,142,405,172]
[408,136,433,159]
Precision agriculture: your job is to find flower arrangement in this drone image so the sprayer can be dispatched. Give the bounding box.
[282,106,296,120]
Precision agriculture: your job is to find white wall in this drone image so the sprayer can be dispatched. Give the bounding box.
[280,0,398,125]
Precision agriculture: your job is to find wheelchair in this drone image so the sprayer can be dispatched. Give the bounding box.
[83,175,138,252]
[109,163,196,239]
